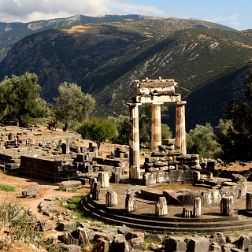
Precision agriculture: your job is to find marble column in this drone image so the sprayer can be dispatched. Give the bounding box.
[175,101,187,155]
[129,103,140,179]
[151,103,162,152]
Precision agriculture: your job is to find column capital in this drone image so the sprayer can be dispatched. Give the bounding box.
[176,101,187,106]
[127,102,141,108]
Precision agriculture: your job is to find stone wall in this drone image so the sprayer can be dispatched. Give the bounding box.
[143,170,200,186]
[141,173,247,206]
[19,156,78,182]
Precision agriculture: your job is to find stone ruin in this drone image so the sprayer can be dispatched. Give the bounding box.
[128,77,187,179]
[0,127,126,182]
[78,77,252,235]
[1,77,252,242]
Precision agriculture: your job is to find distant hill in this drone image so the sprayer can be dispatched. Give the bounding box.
[0,15,252,128]
[0,14,143,62]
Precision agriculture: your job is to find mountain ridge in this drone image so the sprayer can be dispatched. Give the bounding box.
[1,15,252,128]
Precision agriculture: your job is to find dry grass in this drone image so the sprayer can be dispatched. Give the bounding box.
[63,25,94,34]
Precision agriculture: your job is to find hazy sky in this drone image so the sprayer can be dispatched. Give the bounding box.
[0,0,251,30]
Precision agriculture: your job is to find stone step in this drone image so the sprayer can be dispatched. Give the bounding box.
[81,196,252,233]
[91,199,239,223]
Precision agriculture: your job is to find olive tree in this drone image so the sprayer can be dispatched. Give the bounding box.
[54,82,95,131]
[0,73,49,127]
[78,118,117,149]
[187,123,222,158]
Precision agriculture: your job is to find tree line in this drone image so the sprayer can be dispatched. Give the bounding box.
[0,71,251,161]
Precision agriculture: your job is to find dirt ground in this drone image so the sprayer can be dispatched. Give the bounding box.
[0,171,89,217]
[0,125,252,251]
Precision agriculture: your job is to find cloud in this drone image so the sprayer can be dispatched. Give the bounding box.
[0,0,165,22]
[202,13,241,28]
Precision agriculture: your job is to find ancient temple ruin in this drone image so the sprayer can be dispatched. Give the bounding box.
[128,77,187,179]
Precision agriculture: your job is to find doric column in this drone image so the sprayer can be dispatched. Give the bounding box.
[129,103,140,179]
[175,101,187,155]
[151,103,162,152]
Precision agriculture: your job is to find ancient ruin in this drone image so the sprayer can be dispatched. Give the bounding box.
[1,77,252,251]
[128,77,186,179]
[80,77,252,235]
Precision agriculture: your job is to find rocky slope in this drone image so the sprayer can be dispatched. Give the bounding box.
[1,16,252,128]
[0,14,143,62]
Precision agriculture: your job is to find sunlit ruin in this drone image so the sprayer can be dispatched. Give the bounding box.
[1,77,252,251]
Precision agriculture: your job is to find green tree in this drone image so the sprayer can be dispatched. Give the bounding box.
[78,118,117,149]
[188,123,222,158]
[161,123,172,140]
[113,115,130,145]
[0,73,48,127]
[218,71,252,161]
[217,119,237,160]
[139,104,151,146]
[54,82,95,131]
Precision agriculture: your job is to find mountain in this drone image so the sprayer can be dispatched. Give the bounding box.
[0,14,143,62]
[0,15,252,129]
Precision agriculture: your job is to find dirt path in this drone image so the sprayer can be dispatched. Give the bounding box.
[0,172,89,219]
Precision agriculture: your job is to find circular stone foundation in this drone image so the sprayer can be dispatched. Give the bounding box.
[82,172,251,233]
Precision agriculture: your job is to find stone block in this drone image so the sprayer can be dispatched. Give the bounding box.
[111,169,122,183]
[211,190,222,204]
[91,181,101,200]
[112,234,130,252]
[209,242,221,252]
[125,231,144,241]
[94,238,109,252]
[56,222,77,232]
[71,227,89,246]
[182,208,193,218]
[38,201,54,215]
[186,237,210,252]
[164,237,186,252]
[58,232,79,245]
[59,180,82,192]
[38,220,53,231]
[156,171,166,183]
[22,187,38,198]
[237,235,251,251]
[106,190,118,207]
[144,172,157,186]
[117,225,132,235]
[193,197,201,217]
[130,237,145,250]
[125,194,136,212]
[220,196,234,216]
[155,197,168,216]
[98,172,110,188]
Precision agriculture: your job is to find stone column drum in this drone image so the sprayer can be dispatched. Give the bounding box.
[155,197,168,216]
[125,193,137,212]
[193,197,202,217]
[98,172,110,188]
[220,196,234,216]
[129,103,140,179]
[175,101,187,155]
[151,103,162,152]
[91,181,101,200]
[106,190,118,207]
[246,192,252,210]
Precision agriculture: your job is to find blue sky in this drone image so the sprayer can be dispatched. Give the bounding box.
[0,0,251,30]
